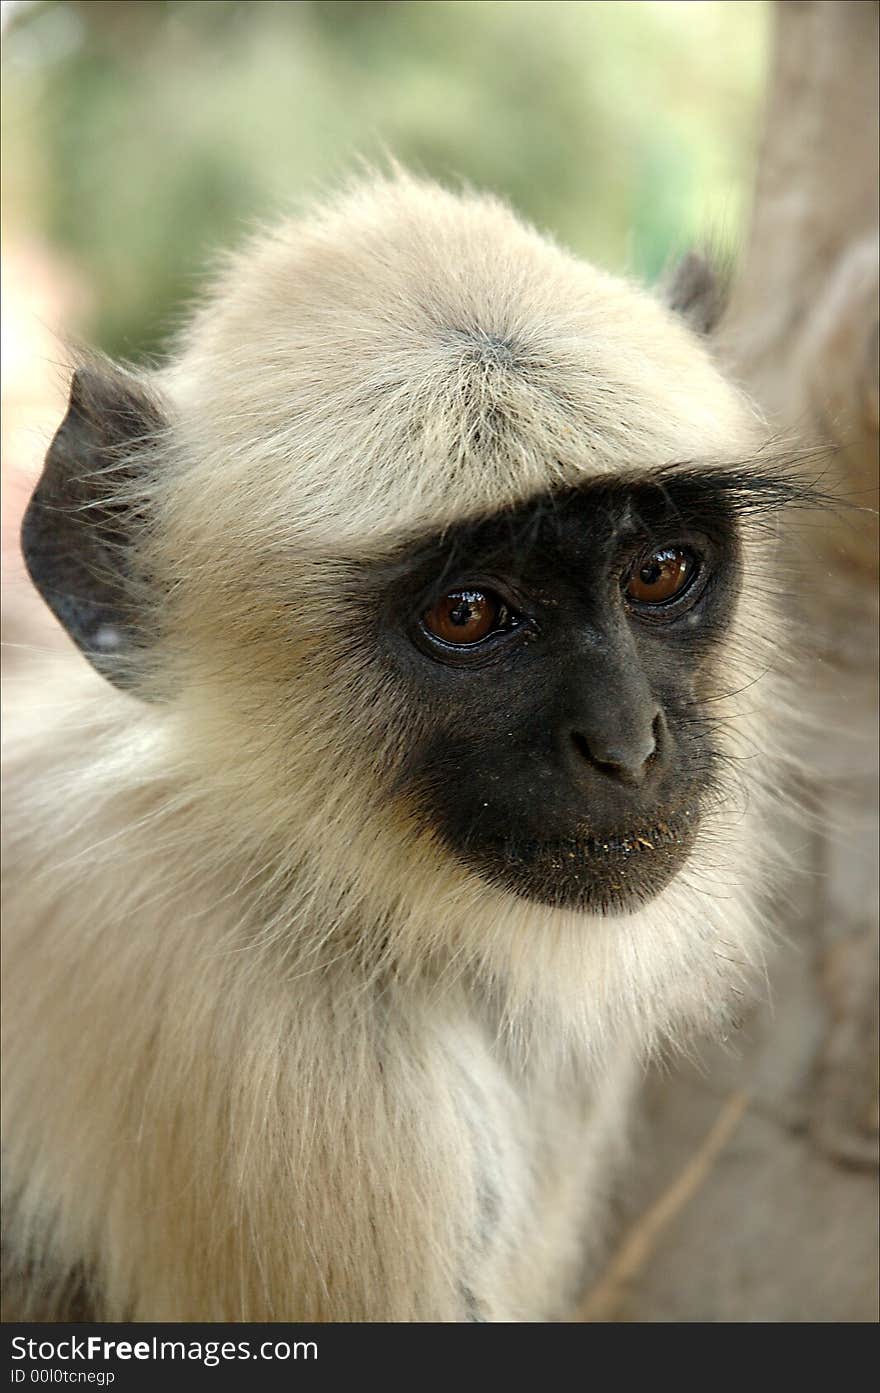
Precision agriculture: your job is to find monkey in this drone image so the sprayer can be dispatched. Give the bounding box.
[1,172,816,1322]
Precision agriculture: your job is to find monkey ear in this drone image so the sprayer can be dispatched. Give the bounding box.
[21,365,165,692]
[661,251,730,336]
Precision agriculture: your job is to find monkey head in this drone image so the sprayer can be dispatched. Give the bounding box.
[23,175,808,1047]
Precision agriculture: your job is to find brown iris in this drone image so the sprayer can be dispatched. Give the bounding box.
[422,589,503,645]
[625,547,696,605]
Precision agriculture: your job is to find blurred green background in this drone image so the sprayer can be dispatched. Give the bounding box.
[1,0,769,362]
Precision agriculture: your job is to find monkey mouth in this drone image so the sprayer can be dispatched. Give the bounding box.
[465,809,701,914]
[561,812,698,860]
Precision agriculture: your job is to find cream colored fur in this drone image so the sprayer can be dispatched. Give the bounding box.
[3,174,788,1321]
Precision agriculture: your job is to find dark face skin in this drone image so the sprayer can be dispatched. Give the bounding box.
[376,472,743,915]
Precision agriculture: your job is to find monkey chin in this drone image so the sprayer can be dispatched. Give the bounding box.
[470,813,701,916]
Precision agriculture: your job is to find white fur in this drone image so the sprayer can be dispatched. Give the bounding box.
[3,174,786,1321]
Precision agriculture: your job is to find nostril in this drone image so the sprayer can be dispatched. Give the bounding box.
[647,711,663,764]
[571,710,662,786]
[571,731,593,765]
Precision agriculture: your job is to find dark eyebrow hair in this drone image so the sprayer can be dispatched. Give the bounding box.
[654,458,833,515]
[353,455,835,586]
[641,458,838,547]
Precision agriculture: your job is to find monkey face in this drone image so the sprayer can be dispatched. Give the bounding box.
[20,176,811,945]
[376,471,743,914]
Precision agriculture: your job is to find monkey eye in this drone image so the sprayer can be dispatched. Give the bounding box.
[624,547,698,606]
[421,589,516,646]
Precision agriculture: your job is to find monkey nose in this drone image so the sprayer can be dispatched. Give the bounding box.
[570,711,663,787]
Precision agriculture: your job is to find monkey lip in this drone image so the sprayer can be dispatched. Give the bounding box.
[467,808,701,914]
[506,806,699,862]
[561,810,699,860]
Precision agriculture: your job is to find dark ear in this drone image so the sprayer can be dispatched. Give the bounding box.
[661,251,730,336]
[21,365,165,691]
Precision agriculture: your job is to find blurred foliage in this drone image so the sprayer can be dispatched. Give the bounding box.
[2,0,769,360]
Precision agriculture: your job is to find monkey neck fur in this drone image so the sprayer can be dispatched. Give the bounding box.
[7,652,768,1084]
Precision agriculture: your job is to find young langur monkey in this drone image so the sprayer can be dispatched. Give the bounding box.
[2,175,808,1322]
